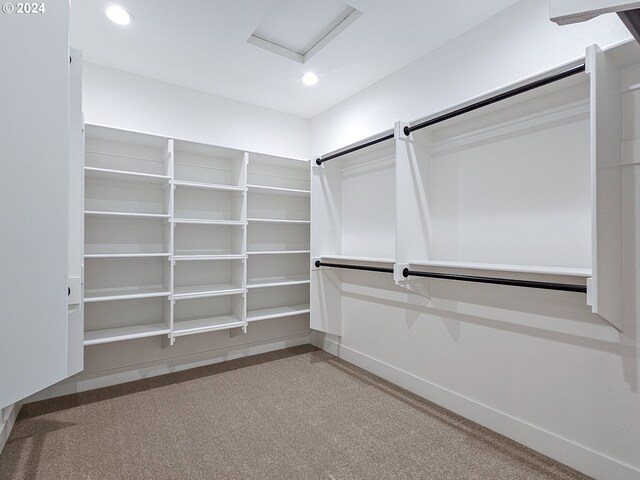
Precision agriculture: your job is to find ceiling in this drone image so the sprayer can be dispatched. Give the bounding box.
[71,0,520,118]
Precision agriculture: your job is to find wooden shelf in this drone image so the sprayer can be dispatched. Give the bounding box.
[173,180,245,192]
[173,218,245,226]
[85,211,170,220]
[84,323,170,346]
[85,167,170,184]
[173,315,245,337]
[173,283,244,300]
[247,184,310,196]
[84,286,171,303]
[85,253,170,259]
[173,253,246,262]
[248,250,310,255]
[247,276,310,289]
[248,218,310,225]
[247,304,310,322]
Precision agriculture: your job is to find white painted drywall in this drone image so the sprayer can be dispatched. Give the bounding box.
[310,1,640,479]
[82,62,311,160]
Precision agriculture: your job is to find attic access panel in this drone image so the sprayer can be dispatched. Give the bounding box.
[247,0,362,63]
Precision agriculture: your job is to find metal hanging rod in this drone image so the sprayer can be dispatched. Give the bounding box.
[403,64,586,136]
[314,260,394,274]
[402,268,587,293]
[316,132,395,166]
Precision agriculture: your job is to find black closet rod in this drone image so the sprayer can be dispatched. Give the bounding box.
[313,261,586,293]
[402,269,587,293]
[403,63,586,136]
[315,132,395,166]
[314,260,394,274]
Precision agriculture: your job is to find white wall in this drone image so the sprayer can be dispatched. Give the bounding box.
[83,62,310,160]
[310,1,640,480]
[310,0,630,155]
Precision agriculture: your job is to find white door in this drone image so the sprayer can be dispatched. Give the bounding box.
[0,2,79,409]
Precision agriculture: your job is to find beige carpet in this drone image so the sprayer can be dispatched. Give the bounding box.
[0,345,590,480]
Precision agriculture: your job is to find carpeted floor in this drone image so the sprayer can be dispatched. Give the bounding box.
[0,345,591,480]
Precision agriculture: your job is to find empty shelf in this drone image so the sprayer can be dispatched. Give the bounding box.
[248,218,310,224]
[173,180,245,192]
[173,283,245,300]
[407,260,592,277]
[173,218,245,226]
[173,254,246,261]
[247,184,310,196]
[247,304,310,322]
[247,276,310,289]
[320,255,395,264]
[84,286,171,303]
[173,315,245,337]
[84,323,170,346]
[85,167,170,184]
[85,253,171,259]
[85,211,170,220]
[248,250,310,255]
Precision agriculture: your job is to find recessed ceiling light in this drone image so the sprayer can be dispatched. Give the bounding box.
[106,5,134,26]
[301,72,319,86]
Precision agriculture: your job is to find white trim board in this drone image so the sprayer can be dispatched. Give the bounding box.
[0,403,21,456]
[27,333,311,403]
[309,332,640,480]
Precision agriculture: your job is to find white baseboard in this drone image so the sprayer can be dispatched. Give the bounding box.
[0,403,21,456]
[310,332,640,480]
[27,333,311,403]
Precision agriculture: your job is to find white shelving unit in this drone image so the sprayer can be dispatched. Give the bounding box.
[246,153,311,323]
[83,125,311,346]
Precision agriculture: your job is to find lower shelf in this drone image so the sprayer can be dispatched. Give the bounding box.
[173,315,245,337]
[173,284,244,300]
[247,304,310,322]
[84,323,170,346]
[84,286,171,303]
[247,276,310,289]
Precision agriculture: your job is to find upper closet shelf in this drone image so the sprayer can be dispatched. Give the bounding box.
[407,260,592,278]
[320,255,395,264]
[247,184,310,196]
[173,284,244,300]
[85,167,171,184]
[173,180,245,192]
[247,275,310,289]
[248,250,310,255]
[173,254,246,262]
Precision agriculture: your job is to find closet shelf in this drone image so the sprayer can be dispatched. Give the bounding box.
[247,304,310,322]
[248,250,310,255]
[407,260,592,278]
[84,167,170,184]
[85,253,171,259]
[173,180,245,192]
[247,218,310,224]
[85,211,171,220]
[173,253,246,261]
[84,286,171,303]
[173,315,245,337]
[320,255,395,264]
[84,323,170,346]
[247,184,310,196]
[247,276,310,289]
[172,218,246,226]
[173,284,245,300]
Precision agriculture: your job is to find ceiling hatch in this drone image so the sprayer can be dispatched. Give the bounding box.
[247,0,362,63]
